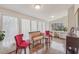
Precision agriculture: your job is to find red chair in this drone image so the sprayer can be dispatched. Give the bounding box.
[15,34,30,54]
[45,31,53,47]
[45,31,52,39]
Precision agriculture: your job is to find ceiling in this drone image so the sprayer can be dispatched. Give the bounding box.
[0,4,72,21]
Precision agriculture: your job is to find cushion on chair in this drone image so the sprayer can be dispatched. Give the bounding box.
[33,36,43,41]
[20,41,30,48]
[20,42,28,48]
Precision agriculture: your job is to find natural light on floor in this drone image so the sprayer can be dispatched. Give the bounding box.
[51,41,65,53]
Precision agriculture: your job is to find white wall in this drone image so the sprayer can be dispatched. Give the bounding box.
[68,5,76,30]
[74,4,79,14]
[74,4,79,28]
[68,5,79,30]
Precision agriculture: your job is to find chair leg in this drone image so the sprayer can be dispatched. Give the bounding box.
[76,48,78,54]
[24,48,26,54]
[49,38,51,48]
[66,46,68,54]
[66,49,67,54]
[16,48,18,54]
[51,37,53,40]
[29,44,31,54]
[33,40,34,47]
[66,47,67,54]
[40,39,41,44]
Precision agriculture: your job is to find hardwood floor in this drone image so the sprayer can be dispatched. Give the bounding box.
[0,38,66,54]
[36,38,66,54]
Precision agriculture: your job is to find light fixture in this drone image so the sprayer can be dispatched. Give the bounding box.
[51,16,54,18]
[34,4,41,10]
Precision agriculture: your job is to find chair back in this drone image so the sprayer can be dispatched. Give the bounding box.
[45,31,50,36]
[15,34,23,47]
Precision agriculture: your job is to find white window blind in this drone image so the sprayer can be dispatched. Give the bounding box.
[38,22,42,32]
[46,23,50,31]
[42,22,46,32]
[2,15,18,47]
[21,19,30,40]
[31,20,37,31]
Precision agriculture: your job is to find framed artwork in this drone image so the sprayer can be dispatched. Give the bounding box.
[52,23,64,31]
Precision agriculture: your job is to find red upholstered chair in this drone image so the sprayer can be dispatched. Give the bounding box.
[45,31,52,39]
[15,34,30,54]
[45,31,53,47]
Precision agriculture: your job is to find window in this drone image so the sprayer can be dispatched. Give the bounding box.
[2,15,18,47]
[38,22,42,32]
[21,19,30,40]
[42,22,46,32]
[46,23,50,31]
[31,20,37,31]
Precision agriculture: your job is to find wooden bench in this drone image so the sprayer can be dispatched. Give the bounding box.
[29,31,44,53]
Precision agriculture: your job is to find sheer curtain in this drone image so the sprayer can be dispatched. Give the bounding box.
[21,19,30,40]
[2,15,18,47]
[31,20,37,31]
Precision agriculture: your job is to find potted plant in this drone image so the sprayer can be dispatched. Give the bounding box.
[0,31,5,47]
[0,31,5,41]
[63,27,67,32]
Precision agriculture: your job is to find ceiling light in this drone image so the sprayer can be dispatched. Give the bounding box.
[34,4,41,10]
[51,16,54,18]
